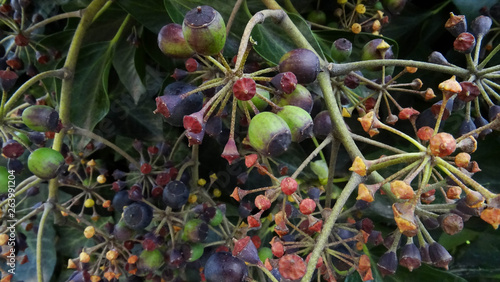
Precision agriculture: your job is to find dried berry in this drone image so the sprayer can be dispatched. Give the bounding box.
[454,32,476,54]
[429,133,456,157]
[445,13,467,37]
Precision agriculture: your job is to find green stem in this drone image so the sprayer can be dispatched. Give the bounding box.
[328,60,469,78]
[70,126,140,169]
[25,10,83,34]
[436,158,496,199]
[325,138,340,208]
[478,43,500,70]
[37,202,53,282]
[48,0,108,201]
[3,69,66,114]
[291,134,332,179]
[301,173,363,282]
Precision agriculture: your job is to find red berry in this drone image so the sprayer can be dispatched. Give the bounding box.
[429,133,456,157]
[255,195,271,210]
[185,57,199,72]
[233,78,256,101]
[281,177,297,195]
[278,254,306,280]
[299,198,316,215]
[140,163,152,174]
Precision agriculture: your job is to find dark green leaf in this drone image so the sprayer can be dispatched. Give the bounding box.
[113,31,147,104]
[452,0,498,20]
[118,0,172,32]
[251,13,325,65]
[69,42,112,131]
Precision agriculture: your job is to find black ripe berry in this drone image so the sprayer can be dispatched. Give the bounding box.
[122,202,153,230]
[279,48,320,84]
[162,180,190,209]
[204,252,248,282]
[155,82,203,127]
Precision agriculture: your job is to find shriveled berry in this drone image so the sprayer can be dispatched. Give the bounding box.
[255,195,271,210]
[27,148,64,179]
[279,49,320,84]
[439,213,463,235]
[163,180,190,209]
[458,82,480,102]
[248,112,291,156]
[276,105,313,142]
[233,77,256,101]
[158,23,195,58]
[429,133,456,157]
[122,202,153,230]
[204,252,248,282]
[182,6,226,56]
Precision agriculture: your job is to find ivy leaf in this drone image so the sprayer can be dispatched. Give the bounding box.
[118,0,172,32]
[69,42,112,132]
[452,0,497,20]
[251,13,325,65]
[113,30,147,104]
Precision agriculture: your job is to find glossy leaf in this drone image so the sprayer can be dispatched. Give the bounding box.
[452,0,497,20]
[118,0,172,32]
[69,42,112,131]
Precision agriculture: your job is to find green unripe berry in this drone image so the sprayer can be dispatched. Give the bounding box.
[182,6,226,56]
[237,88,269,113]
[331,38,352,62]
[187,243,205,262]
[138,249,164,270]
[248,112,291,157]
[22,105,59,132]
[209,208,223,226]
[27,148,64,179]
[275,84,313,113]
[258,247,273,263]
[276,105,313,142]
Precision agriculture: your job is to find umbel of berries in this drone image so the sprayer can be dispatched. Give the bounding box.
[248,112,291,157]
[158,23,195,58]
[279,48,320,84]
[182,6,226,56]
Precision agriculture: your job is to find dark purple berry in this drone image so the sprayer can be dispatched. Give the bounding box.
[445,13,467,37]
[271,72,297,94]
[471,15,492,37]
[204,252,248,282]
[279,49,320,84]
[7,158,23,174]
[233,236,261,265]
[0,68,18,91]
[399,242,421,272]
[155,82,203,127]
[474,115,492,138]
[377,251,398,276]
[122,202,153,230]
[163,180,190,209]
[488,105,500,121]
[313,110,333,137]
[112,190,134,213]
[428,51,451,66]
[344,71,361,89]
[458,119,477,138]
[428,242,452,270]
